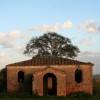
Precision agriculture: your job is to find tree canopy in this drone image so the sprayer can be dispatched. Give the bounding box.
[24,32,80,58]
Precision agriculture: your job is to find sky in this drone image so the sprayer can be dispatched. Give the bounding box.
[0,0,100,74]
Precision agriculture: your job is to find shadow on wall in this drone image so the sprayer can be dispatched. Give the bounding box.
[18,71,33,94]
[0,68,7,92]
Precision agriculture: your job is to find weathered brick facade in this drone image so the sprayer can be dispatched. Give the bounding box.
[6,56,93,96]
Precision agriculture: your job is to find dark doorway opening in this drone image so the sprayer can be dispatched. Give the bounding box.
[43,73,57,96]
[18,71,24,83]
[23,74,33,94]
[18,71,24,92]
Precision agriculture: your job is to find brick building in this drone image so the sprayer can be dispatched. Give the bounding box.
[6,56,93,96]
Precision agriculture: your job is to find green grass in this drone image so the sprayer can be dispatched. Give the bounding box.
[0,93,99,100]
[0,79,100,100]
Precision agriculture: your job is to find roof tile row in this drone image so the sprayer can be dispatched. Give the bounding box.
[7,56,93,66]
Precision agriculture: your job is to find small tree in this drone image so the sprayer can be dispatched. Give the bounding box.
[24,32,80,58]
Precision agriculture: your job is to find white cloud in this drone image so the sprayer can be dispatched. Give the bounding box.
[77,51,100,74]
[0,51,12,69]
[63,21,73,29]
[0,30,32,48]
[78,51,100,57]
[29,20,73,32]
[79,20,100,33]
[79,37,93,46]
[0,30,33,69]
[0,33,12,48]
[13,44,26,53]
[0,50,29,69]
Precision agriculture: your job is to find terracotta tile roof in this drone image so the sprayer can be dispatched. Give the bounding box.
[6,56,93,66]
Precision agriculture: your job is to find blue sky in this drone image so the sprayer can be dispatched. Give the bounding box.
[0,0,100,74]
[0,0,99,31]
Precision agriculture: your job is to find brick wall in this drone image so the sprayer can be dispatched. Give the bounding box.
[7,64,93,96]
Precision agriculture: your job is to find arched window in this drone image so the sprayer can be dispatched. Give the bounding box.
[18,71,24,83]
[75,69,82,83]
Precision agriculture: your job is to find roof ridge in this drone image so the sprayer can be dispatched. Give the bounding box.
[6,56,93,66]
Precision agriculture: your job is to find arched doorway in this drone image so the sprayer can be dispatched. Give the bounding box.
[18,71,24,83]
[43,73,57,96]
[18,71,24,92]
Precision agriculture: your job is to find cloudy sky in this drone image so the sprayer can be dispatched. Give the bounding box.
[0,0,100,74]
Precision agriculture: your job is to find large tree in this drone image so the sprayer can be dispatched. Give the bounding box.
[24,32,80,58]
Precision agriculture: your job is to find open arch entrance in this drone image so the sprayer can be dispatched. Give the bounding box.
[43,73,57,96]
[18,71,24,83]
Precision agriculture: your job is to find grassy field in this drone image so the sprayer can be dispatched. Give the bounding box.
[0,78,100,100]
[0,94,100,100]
